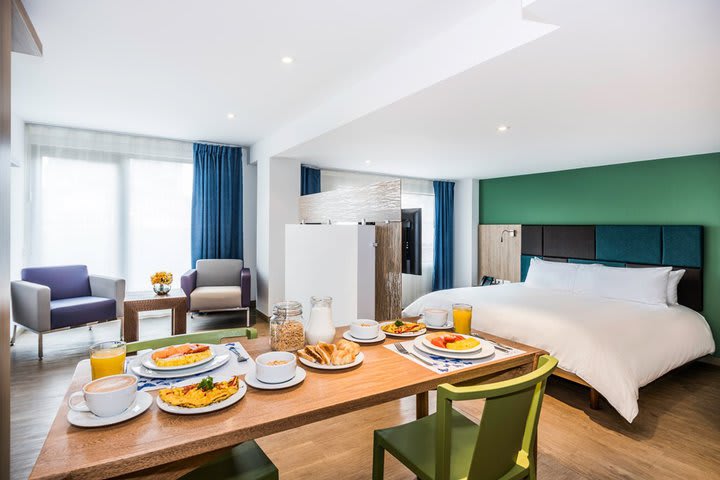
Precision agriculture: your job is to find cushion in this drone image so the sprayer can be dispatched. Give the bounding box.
[595,226,662,265]
[573,264,671,306]
[662,226,703,268]
[196,259,243,287]
[50,296,116,329]
[524,257,580,291]
[190,286,242,311]
[667,269,685,305]
[22,265,91,300]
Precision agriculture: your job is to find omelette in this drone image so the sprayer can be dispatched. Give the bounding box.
[159,376,240,408]
[151,343,213,367]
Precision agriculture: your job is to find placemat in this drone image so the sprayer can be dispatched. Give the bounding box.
[384,340,525,374]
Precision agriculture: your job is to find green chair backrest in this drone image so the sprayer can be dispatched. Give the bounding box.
[436,355,558,480]
[126,327,258,354]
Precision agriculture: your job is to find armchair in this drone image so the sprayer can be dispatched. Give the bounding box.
[11,265,125,359]
[181,259,251,326]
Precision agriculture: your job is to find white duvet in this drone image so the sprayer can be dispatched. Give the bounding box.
[403,283,715,422]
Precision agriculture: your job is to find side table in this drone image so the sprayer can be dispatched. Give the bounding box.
[123,289,188,342]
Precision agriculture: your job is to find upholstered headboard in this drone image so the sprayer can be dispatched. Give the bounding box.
[520,225,704,311]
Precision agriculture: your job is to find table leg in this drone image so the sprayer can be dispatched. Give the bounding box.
[172,301,188,336]
[416,391,429,419]
[124,308,139,343]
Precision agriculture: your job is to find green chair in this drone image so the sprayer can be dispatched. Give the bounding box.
[128,328,277,480]
[372,355,558,480]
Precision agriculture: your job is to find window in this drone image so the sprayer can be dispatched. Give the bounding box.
[26,125,193,292]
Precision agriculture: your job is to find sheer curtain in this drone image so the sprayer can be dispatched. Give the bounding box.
[25,125,193,292]
[320,169,435,306]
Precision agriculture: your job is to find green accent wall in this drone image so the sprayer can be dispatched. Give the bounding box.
[478,152,720,355]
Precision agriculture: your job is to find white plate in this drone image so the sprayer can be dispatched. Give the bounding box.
[244,367,306,390]
[343,330,386,344]
[298,352,364,370]
[412,336,495,360]
[130,348,230,379]
[156,377,247,414]
[141,344,218,371]
[420,320,454,330]
[67,391,152,428]
[421,333,483,354]
[379,321,427,338]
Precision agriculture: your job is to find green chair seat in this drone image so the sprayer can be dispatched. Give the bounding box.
[375,409,479,479]
[126,327,257,354]
[179,441,278,480]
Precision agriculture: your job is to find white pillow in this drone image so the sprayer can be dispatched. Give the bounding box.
[573,264,671,306]
[524,257,580,291]
[667,269,685,305]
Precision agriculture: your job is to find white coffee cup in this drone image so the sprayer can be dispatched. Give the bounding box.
[68,374,138,417]
[256,352,297,384]
[423,308,449,327]
[350,320,380,340]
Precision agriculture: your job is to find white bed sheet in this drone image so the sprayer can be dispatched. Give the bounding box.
[403,283,715,422]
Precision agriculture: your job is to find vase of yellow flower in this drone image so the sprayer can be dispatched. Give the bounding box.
[151,271,173,295]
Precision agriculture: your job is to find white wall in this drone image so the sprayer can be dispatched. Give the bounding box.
[242,156,257,301]
[255,155,301,315]
[453,178,479,288]
[9,116,24,280]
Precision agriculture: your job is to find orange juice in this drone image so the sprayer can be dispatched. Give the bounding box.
[452,304,473,335]
[90,341,126,380]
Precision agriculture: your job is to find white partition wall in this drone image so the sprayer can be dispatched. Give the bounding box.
[285,224,375,326]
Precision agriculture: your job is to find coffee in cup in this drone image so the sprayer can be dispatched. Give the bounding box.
[69,374,138,417]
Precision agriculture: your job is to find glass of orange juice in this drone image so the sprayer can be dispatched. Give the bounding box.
[452,304,473,335]
[90,341,127,380]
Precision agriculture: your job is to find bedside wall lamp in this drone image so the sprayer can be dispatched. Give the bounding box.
[500,229,517,243]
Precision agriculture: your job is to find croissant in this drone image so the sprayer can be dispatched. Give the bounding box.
[336,339,360,357]
[331,349,355,366]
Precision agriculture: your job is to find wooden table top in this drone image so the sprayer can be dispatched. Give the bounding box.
[124,289,186,304]
[30,330,544,480]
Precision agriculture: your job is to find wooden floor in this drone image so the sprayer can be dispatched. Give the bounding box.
[9,310,720,479]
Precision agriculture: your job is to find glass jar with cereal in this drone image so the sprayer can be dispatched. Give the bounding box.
[269,301,305,352]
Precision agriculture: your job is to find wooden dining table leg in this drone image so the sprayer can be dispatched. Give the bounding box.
[416,391,429,419]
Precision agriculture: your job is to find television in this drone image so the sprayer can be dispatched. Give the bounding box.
[401,208,422,275]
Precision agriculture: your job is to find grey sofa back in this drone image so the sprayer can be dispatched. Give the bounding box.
[196,259,244,287]
[21,265,91,300]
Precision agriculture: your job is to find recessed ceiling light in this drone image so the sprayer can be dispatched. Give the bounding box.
[497,124,510,133]
[281,56,294,64]
[365,160,372,165]
[227,113,236,119]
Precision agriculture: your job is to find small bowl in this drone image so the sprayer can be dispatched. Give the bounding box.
[350,320,380,340]
[255,352,297,384]
[423,308,448,327]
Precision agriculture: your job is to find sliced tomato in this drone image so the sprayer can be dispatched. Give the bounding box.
[431,337,447,348]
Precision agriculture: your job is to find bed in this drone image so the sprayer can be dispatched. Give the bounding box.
[403,282,715,422]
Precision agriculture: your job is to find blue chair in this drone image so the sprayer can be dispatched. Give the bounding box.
[10,265,125,359]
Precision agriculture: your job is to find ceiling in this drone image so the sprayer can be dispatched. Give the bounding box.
[282,0,720,179]
[12,0,483,145]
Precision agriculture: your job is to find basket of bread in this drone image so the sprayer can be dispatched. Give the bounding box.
[296,339,363,370]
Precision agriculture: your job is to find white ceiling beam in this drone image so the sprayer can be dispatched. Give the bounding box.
[11,0,41,56]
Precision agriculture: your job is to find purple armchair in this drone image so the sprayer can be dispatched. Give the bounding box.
[10,265,125,359]
[181,259,251,326]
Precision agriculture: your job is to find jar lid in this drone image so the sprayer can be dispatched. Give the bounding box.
[273,301,303,317]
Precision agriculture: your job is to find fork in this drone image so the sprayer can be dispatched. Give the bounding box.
[394,343,435,365]
[471,334,512,353]
[228,345,249,362]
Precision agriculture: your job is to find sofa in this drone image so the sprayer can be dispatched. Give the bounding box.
[181,259,251,326]
[10,265,125,359]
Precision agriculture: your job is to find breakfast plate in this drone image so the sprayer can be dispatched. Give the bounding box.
[298,352,364,370]
[67,391,152,428]
[130,347,230,379]
[343,330,386,344]
[244,367,306,390]
[141,343,218,371]
[412,336,495,360]
[379,321,427,338]
[421,333,483,354]
[156,376,247,414]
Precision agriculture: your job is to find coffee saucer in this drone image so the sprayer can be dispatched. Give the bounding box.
[67,391,152,428]
[342,331,386,344]
[244,367,306,390]
[420,320,454,330]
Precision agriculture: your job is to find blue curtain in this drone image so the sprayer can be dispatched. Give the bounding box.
[432,180,455,291]
[301,165,321,196]
[191,143,244,266]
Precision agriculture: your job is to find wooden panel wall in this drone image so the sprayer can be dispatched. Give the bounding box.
[375,223,402,321]
[478,224,522,283]
[298,180,401,224]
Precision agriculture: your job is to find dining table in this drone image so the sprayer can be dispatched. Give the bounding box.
[29,327,546,480]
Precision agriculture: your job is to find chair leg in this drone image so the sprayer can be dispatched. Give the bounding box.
[590,388,601,409]
[372,437,385,480]
[9,324,17,346]
[246,308,250,328]
[38,332,43,360]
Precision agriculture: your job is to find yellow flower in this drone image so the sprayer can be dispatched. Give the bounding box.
[151,271,173,285]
